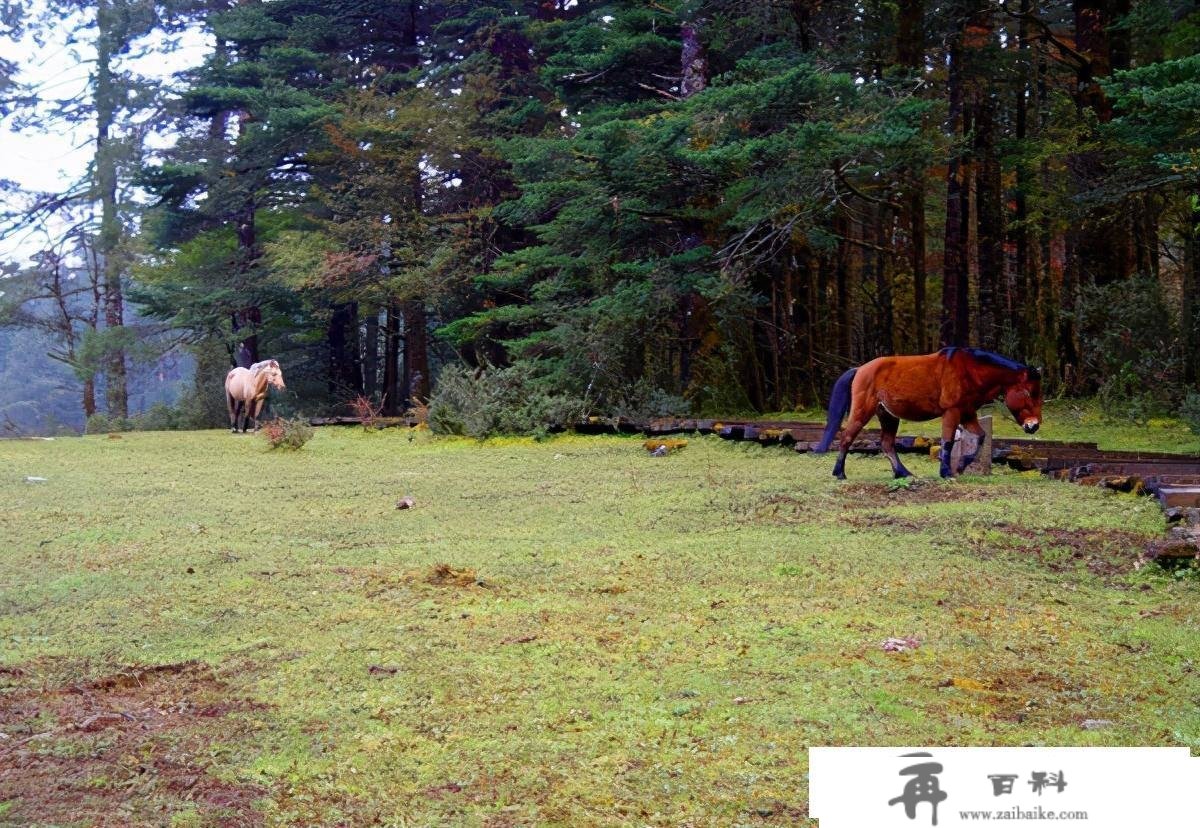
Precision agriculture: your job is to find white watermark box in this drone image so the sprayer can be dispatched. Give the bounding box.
[809,746,1198,826]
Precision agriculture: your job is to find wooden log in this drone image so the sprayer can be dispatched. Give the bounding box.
[950,415,992,475]
[309,416,414,428]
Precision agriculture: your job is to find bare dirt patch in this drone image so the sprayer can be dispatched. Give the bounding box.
[838,480,989,507]
[939,667,1078,725]
[975,523,1154,577]
[846,512,926,532]
[0,661,267,826]
[424,562,480,587]
[740,493,820,525]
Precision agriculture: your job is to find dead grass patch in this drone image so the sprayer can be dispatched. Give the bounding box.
[838,480,989,507]
[0,660,267,826]
[975,524,1154,577]
[424,562,481,587]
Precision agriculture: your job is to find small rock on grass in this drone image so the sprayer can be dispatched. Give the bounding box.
[1081,718,1114,730]
[395,496,415,510]
[881,635,921,653]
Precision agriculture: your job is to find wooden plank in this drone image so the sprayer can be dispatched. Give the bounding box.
[1156,487,1200,509]
[309,416,415,427]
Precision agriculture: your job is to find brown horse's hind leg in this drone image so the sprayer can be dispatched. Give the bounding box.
[228,393,238,433]
[831,406,873,480]
[878,410,912,479]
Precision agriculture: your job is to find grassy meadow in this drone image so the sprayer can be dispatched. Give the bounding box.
[1,420,1199,826]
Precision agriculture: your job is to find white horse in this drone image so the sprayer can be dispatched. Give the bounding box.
[225,359,286,432]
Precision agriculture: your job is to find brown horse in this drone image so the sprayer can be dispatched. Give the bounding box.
[814,348,1043,479]
[225,359,286,433]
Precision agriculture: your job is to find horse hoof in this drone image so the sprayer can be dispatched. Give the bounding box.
[894,470,912,479]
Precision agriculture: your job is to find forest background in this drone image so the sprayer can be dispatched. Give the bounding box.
[2,0,1199,437]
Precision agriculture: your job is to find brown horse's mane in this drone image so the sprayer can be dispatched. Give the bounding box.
[939,347,1039,381]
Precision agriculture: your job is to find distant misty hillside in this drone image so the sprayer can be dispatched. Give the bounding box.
[0,328,192,435]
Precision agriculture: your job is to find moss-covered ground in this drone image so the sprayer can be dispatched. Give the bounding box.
[1,421,1197,826]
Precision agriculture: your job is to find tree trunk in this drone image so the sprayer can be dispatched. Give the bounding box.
[1184,203,1200,385]
[788,0,814,51]
[974,60,1003,350]
[872,204,894,355]
[328,302,361,399]
[896,0,926,352]
[96,0,127,418]
[1132,195,1160,278]
[401,300,429,405]
[1070,0,1130,289]
[941,32,969,347]
[910,185,928,352]
[1014,0,1032,349]
[680,19,707,99]
[677,15,708,390]
[231,172,263,357]
[363,307,379,397]
[896,0,923,68]
[383,301,400,415]
[836,214,859,361]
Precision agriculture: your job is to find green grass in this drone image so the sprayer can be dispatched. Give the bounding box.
[1,428,1199,826]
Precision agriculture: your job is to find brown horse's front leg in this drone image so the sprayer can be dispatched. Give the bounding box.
[939,410,961,478]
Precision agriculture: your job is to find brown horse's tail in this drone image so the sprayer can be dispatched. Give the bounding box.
[814,368,856,453]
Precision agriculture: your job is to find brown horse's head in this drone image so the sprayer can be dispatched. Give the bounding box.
[1004,368,1042,434]
[253,359,286,391]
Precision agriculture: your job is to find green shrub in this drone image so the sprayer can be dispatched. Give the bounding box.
[1096,363,1158,424]
[260,416,314,450]
[134,403,180,432]
[428,363,584,439]
[84,413,132,434]
[608,378,690,422]
[1078,275,1184,418]
[176,339,234,429]
[1181,392,1200,435]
